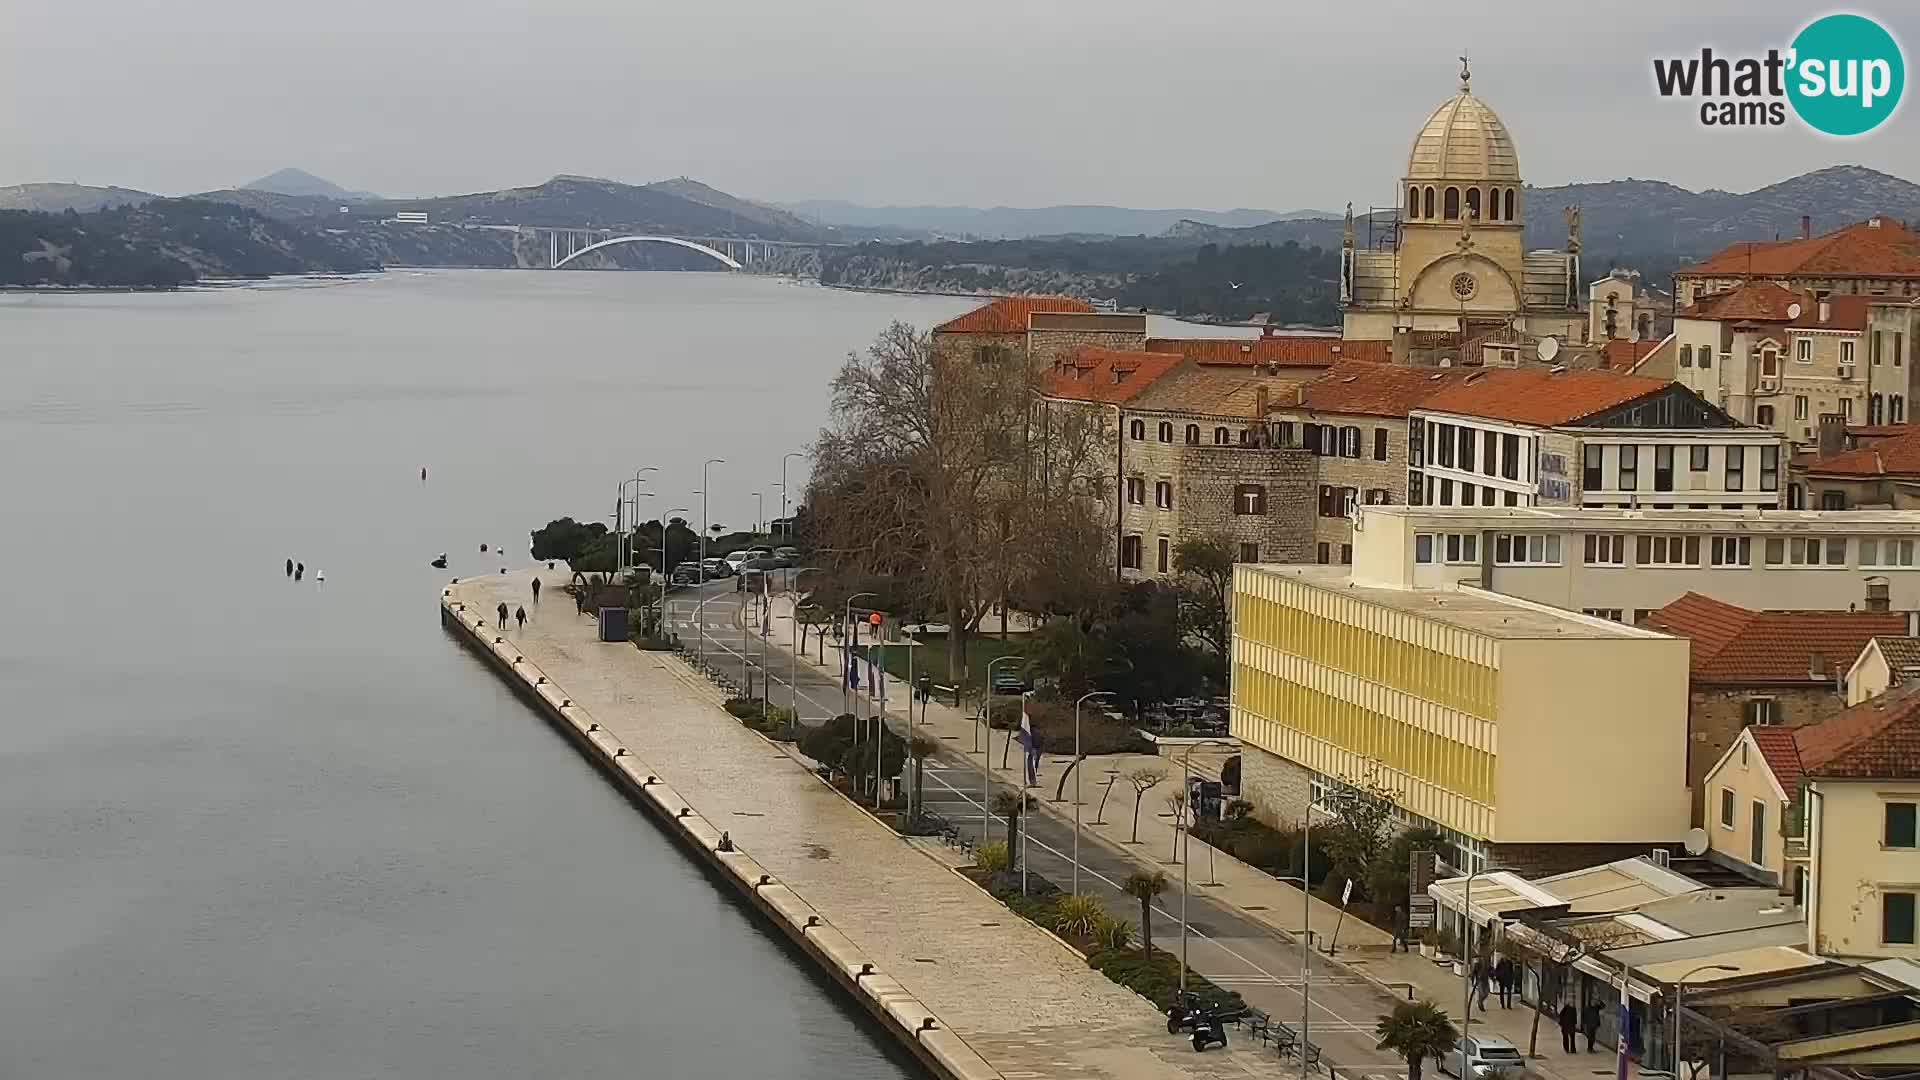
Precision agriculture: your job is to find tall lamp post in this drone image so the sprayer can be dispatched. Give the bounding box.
[844,591,876,721]
[1071,691,1112,895]
[1296,786,1360,1076]
[620,467,658,569]
[786,568,822,728]
[698,458,725,667]
[1175,734,1236,991]
[779,451,806,538]
[1671,964,1738,1079]
[753,491,764,535]
[983,656,1025,851]
[1459,862,1519,1059]
[660,507,690,631]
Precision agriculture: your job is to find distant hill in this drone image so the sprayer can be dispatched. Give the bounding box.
[188,188,345,221]
[363,175,826,241]
[242,168,378,201]
[646,177,823,236]
[0,199,376,287]
[778,200,1322,239]
[0,182,156,213]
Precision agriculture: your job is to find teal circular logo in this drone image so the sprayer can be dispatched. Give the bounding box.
[1788,14,1904,136]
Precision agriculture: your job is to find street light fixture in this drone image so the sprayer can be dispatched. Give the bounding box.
[1671,963,1739,1079]
[1296,784,1362,1079]
[620,467,658,570]
[1071,690,1112,895]
[660,507,690,630]
[1459,862,1520,1057]
[1176,738,1237,994]
[844,591,876,722]
[698,459,724,668]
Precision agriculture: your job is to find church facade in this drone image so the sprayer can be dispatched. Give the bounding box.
[1342,63,1586,365]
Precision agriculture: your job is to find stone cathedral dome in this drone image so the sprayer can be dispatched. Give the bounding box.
[1405,63,1520,183]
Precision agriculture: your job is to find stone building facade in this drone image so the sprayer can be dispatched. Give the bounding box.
[1673,215,1920,308]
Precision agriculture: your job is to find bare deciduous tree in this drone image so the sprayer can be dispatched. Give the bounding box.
[1126,767,1167,844]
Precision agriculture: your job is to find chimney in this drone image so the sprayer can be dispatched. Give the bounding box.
[1801,214,1812,240]
[1255,385,1270,418]
[1262,325,1279,339]
[1818,414,1848,458]
[1867,578,1892,613]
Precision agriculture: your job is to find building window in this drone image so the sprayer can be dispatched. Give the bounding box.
[1364,488,1392,506]
[1788,483,1805,509]
[1213,426,1230,445]
[1875,330,1885,365]
[1237,542,1259,564]
[1342,426,1362,458]
[1423,186,1436,219]
[1129,419,1145,440]
[1415,534,1435,564]
[1761,348,1779,377]
[1583,445,1603,491]
[1760,445,1779,491]
[1443,186,1460,220]
[1725,445,1744,491]
[1699,346,1713,369]
[1712,536,1752,567]
[1125,477,1145,505]
[1157,421,1173,443]
[1501,434,1520,480]
[1784,536,1842,564]
[1458,427,1475,471]
[1681,345,1693,368]
[1584,533,1625,565]
[1494,533,1561,565]
[1821,489,1846,510]
[1619,445,1638,490]
[1842,340,1857,367]
[1438,479,1453,505]
[1887,893,1918,945]
[1888,803,1918,848]
[1689,445,1710,473]
[1504,490,1518,507]
[1481,430,1497,477]
[1435,422,1454,467]
[1843,397,1854,420]
[1465,187,1481,221]
[1318,485,1338,517]
[1157,537,1171,573]
[1757,404,1775,426]
[1637,534,1701,567]
[1873,393,1886,425]
[1895,395,1907,423]
[1443,532,1480,564]
[1794,395,1809,420]
[1719,788,1736,828]
[1742,697,1777,727]
[1797,338,1812,363]
[1583,608,1624,621]
[1185,424,1200,445]
[1863,538,1918,567]
[1374,428,1389,461]
[1121,535,1142,570]
[1233,484,1267,515]
[1316,542,1330,565]
[1339,543,1352,565]
[1503,188,1515,220]
[1655,445,1675,491]
[1898,332,1906,367]
[1154,480,1172,509]
[1408,185,1420,218]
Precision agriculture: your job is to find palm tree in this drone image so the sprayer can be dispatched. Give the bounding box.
[1122,870,1168,955]
[1375,1000,1458,1080]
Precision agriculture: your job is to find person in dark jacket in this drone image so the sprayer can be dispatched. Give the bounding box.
[497,602,509,629]
[1559,1002,1579,1054]
[515,605,526,630]
[1495,953,1516,1008]
[531,577,542,602]
[1583,999,1604,1052]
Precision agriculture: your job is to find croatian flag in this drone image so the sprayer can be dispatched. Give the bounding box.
[1016,693,1039,787]
[847,648,860,690]
[1615,977,1633,1080]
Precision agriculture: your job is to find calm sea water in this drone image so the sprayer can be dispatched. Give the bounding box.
[0,271,981,1080]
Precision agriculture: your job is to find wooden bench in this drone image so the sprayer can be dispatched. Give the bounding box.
[1238,1008,1270,1043]
[1270,1022,1298,1058]
[1301,1041,1324,1073]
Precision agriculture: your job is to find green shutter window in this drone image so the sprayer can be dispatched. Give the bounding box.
[1885,892,1917,945]
[1888,803,1918,848]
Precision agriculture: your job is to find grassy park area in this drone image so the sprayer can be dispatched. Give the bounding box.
[851,633,1030,697]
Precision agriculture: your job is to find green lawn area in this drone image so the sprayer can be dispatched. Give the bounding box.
[853,632,1030,694]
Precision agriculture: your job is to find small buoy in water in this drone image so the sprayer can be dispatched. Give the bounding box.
[499,567,507,575]
[480,543,489,553]
[431,554,448,569]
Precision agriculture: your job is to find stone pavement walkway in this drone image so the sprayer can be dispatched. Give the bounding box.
[761,596,1604,1080]
[452,569,1288,1080]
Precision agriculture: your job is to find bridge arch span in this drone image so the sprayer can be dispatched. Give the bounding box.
[552,235,743,271]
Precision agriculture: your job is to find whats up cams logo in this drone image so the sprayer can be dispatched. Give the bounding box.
[1653,13,1905,135]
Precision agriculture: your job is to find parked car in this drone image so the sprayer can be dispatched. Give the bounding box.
[748,547,773,559]
[724,550,750,572]
[773,546,800,560]
[743,557,779,571]
[1441,1036,1525,1079]
[671,561,702,585]
[701,557,733,578]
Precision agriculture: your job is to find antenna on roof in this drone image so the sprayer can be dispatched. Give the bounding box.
[1536,337,1561,364]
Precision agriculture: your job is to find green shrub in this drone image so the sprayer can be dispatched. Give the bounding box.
[975,841,1010,876]
[1053,893,1109,940]
[1086,946,1244,1013]
[985,696,1152,755]
[1097,918,1136,952]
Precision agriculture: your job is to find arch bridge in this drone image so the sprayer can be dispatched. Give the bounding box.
[520,226,828,270]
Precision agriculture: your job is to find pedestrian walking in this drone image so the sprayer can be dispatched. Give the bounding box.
[1495,952,1516,1009]
[285,558,294,578]
[1472,957,1490,1011]
[515,605,526,630]
[1390,905,1408,953]
[295,562,304,581]
[497,602,509,629]
[531,577,541,602]
[1582,999,1603,1052]
[1559,1002,1579,1054]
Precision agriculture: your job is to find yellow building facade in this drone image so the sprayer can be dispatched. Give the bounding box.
[1231,564,1691,874]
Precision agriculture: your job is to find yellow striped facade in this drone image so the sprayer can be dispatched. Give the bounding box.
[1231,567,1501,840]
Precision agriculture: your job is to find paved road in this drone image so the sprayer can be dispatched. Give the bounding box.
[664,580,1415,1077]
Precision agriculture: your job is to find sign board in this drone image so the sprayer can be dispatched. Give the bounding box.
[1408,848,1439,929]
[1536,450,1571,502]
[1409,896,1437,930]
[1340,879,1354,905]
[990,669,1027,694]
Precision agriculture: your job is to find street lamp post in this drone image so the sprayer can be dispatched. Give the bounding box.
[753,491,764,535]
[786,567,821,732]
[1671,964,1738,1079]
[1071,691,1112,895]
[659,507,690,630]
[621,467,658,569]
[698,458,724,668]
[844,592,876,723]
[1296,786,1360,1077]
[779,451,805,539]
[1176,738,1236,993]
[983,656,1024,853]
[1459,863,1518,1057]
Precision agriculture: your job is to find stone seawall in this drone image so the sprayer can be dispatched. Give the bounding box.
[438,595,1000,1080]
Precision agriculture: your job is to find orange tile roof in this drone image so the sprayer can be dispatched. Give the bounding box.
[1750,727,1806,796]
[1601,339,1661,372]
[1041,347,1184,404]
[1284,361,1469,418]
[1803,426,1920,478]
[1145,336,1391,368]
[1682,216,1920,279]
[1847,423,1918,440]
[1130,366,1308,416]
[1792,682,1920,781]
[1642,592,1908,684]
[1677,281,1801,321]
[1416,367,1672,427]
[933,295,1092,334]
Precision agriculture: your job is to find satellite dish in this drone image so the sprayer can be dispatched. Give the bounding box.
[1787,302,1803,319]
[1683,827,1709,856]
[1536,336,1561,363]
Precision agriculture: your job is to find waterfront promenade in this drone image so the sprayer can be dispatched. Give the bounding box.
[445,568,1288,1080]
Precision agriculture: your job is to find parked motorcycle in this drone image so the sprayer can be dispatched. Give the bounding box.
[1165,992,1229,1051]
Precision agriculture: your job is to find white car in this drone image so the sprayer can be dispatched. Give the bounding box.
[1440,1035,1526,1079]
[724,551,749,572]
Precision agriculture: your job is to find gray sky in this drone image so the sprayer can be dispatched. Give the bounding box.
[4,1,1915,210]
